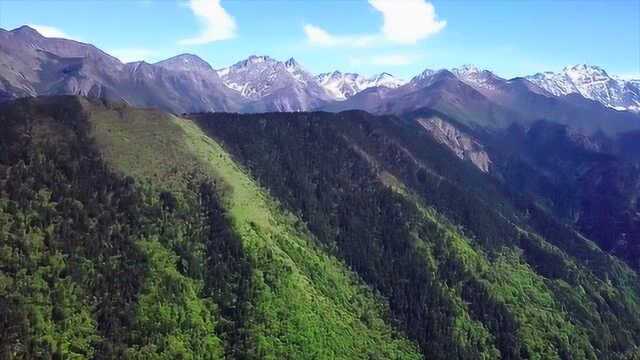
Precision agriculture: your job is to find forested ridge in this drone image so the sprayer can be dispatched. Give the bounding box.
[0,97,240,358]
[192,110,640,359]
[0,96,422,359]
[1,95,640,359]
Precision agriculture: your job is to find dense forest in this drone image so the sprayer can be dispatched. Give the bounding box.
[0,97,422,359]
[1,95,640,359]
[0,97,239,358]
[193,110,640,359]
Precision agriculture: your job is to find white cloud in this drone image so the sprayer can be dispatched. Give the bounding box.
[304,25,337,46]
[28,24,78,40]
[109,48,155,63]
[304,0,445,47]
[369,0,446,44]
[180,0,236,45]
[303,25,376,47]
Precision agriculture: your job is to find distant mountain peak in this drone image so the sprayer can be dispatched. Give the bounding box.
[155,53,213,72]
[245,55,273,64]
[285,57,299,68]
[452,64,482,75]
[411,68,437,84]
[214,54,330,109]
[10,25,41,36]
[450,65,503,91]
[7,25,48,41]
[526,64,639,111]
[563,63,607,73]
[375,72,394,79]
[316,71,405,100]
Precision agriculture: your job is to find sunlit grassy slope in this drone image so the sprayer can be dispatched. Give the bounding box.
[88,103,421,359]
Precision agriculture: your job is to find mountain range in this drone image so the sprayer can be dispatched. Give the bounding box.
[2,25,639,118]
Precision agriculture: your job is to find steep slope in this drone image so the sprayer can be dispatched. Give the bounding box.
[485,120,640,270]
[0,96,421,358]
[0,96,225,358]
[0,25,125,102]
[121,58,245,113]
[192,110,640,359]
[412,110,492,173]
[402,107,640,272]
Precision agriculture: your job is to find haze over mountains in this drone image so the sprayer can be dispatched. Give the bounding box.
[2,25,639,120]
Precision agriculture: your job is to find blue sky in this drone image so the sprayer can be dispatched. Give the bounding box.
[2,0,638,79]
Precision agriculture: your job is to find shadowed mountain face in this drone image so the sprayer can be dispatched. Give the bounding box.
[488,121,640,270]
[402,107,640,271]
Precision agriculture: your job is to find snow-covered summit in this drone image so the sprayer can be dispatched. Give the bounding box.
[527,64,640,112]
[316,71,405,100]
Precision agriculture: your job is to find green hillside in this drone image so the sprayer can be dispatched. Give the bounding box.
[1,96,640,359]
[0,97,420,359]
[192,110,640,359]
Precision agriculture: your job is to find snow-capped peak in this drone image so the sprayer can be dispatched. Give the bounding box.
[316,71,405,100]
[563,64,608,76]
[450,65,504,90]
[526,64,640,112]
[411,68,436,83]
[451,64,482,77]
[216,55,326,103]
[247,55,271,63]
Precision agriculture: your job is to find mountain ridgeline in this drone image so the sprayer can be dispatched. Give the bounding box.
[2,25,640,121]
